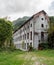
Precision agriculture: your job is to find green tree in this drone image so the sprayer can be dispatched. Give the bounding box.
[0,18,13,48]
[48,17,54,49]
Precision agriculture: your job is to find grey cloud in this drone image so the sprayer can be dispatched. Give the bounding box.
[49,1,54,10]
[0,0,40,16]
[0,0,53,17]
[48,1,54,16]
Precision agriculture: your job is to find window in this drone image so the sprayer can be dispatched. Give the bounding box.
[30,32,32,40]
[25,34,26,39]
[41,24,44,27]
[23,28,24,31]
[27,33,29,39]
[25,27,26,30]
[27,43,29,49]
[31,24,32,27]
[41,32,44,41]
[41,18,44,20]
[30,42,32,47]
[28,25,29,28]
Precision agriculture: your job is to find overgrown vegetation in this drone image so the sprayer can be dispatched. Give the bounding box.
[48,16,54,49]
[38,43,49,50]
[28,45,34,51]
[0,18,13,49]
[0,49,54,65]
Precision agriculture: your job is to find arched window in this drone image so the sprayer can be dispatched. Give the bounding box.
[30,24,32,27]
[41,24,44,27]
[41,18,44,20]
[30,31,32,40]
[27,33,29,39]
[41,32,44,41]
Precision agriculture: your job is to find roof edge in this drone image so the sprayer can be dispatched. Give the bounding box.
[14,10,47,33]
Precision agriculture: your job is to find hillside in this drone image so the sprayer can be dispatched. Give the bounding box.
[13,16,30,31]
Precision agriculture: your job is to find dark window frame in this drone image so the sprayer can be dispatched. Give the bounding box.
[41,32,44,41]
[30,31,32,40]
[27,33,29,39]
[41,18,44,20]
[25,34,26,39]
[41,24,44,27]
[30,24,32,27]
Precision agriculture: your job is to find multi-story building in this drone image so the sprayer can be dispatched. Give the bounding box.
[13,10,49,51]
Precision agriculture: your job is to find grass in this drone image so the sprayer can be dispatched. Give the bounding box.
[0,49,54,65]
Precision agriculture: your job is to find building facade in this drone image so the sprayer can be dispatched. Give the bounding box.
[13,10,49,51]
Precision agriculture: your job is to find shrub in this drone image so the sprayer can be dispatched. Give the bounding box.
[28,45,33,51]
[48,32,54,49]
[38,43,49,50]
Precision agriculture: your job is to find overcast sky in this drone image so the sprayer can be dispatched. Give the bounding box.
[0,0,54,21]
